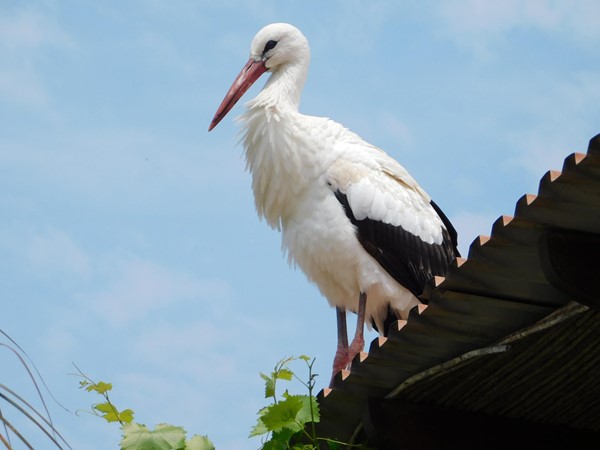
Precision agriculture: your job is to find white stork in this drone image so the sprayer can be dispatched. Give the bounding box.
[209,23,459,383]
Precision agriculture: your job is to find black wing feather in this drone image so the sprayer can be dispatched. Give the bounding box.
[430,199,460,255]
[334,190,459,298]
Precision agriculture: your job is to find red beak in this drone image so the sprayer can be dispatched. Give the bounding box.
[208,58,267,131]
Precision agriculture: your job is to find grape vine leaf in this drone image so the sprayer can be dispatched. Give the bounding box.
[276,368,293,381]
[93,403,134,424]
[263,427,298,450]
[186,434,215,450]
[87,381,113,394]
[249,407,269,437]
[260,372,275,398]
[260,395,304,433]
[120,423,186,450]
[85,381,112,395]
[285,394,320,424]
[118,409,135,424]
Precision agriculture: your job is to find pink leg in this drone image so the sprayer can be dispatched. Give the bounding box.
[330,293,367,386]
[331,307,349,384]
[347,292,366,365]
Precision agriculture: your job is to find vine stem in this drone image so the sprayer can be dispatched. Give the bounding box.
[307,358,317,442]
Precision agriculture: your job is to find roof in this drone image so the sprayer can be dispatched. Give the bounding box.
[316,133,600,448]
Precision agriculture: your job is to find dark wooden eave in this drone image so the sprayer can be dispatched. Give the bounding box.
[316,134,600,449]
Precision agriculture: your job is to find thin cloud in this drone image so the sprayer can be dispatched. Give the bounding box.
[0,7,72,50]
[0,226,90,279]
[0,127,248,212]
[25,228,91,278]
[85,258,232,326]
[507,70,600,177]
[434,0,600,57]
[128,320,229,368]
[0,66,50,109]
[0,6,73,109]
[333,1,392,52]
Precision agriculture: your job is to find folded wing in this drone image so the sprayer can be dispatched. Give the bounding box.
[329,146,459,298]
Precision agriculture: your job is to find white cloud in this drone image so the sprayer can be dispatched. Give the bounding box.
[0,7,71,50]
[86,258,232,326]
[437,0,556,34]
[0,65,50,108]
[312,0,395,55]
[0,126,249,214]
[434,0,600,57]
[128,320,229,367]
[41,326,78,356]
[25,227,91,277]
[507,70,600,177]
[0,6,73,110]
[0,225,90,279]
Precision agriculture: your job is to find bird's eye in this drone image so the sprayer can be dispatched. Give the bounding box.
[262,40,277,55]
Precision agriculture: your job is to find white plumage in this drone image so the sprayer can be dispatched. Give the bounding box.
[209,23,458,381]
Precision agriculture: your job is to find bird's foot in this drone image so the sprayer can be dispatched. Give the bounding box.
[347,334,365,366]
[332,345,349,374]
[330,345,350,386]
[329,336,365,386]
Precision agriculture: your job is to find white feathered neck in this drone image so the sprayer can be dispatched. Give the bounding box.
[238,32,316,230]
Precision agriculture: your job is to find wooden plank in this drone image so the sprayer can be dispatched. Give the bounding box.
[587,133,600,157]
[440,258,567,306]
[515,193,600,234]
[562,150,600,177]
[538,169,600,204]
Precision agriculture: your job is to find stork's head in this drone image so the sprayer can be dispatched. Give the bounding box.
[250,23,309,72]
[209,23,310,131]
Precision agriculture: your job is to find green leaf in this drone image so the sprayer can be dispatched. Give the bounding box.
[292,394,320,425]
[94,403,121,423]
[260,396,304,433]
[261,427,302,450]
[186,435,215,450]
[93,403,134,424]
[261,372,275,398]
[87,381,112,394]
[298,355,311,362]
[270,427,297,445]
[275,368,293,381]
[262,439,286,450]
[120,423,186,450]
[249,414,268,437]
[118,408,135,424]
[262,437,289,450]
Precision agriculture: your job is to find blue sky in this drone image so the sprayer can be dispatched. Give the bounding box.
[1,1,599,449]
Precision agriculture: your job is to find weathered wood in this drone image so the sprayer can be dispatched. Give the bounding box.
[317,135,600,447]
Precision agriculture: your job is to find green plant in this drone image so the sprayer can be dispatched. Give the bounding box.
[78,356,367,450]
[250,355,321,449]
[250,355,364,450]
[75,366,214,450]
